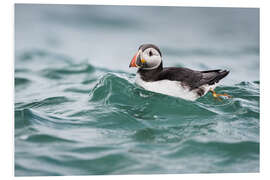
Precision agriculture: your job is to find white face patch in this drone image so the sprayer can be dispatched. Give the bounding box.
[141,47,162,70]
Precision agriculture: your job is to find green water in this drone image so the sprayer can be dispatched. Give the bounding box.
[15,5,259,176]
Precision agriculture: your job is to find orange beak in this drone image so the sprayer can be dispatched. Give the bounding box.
[129,52,139,68]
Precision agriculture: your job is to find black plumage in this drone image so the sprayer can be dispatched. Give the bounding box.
[138,63,229,90]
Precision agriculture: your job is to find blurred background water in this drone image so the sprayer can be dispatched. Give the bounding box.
[15,4,259,176]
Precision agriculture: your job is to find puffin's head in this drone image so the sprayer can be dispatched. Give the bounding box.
[129,44,162,70]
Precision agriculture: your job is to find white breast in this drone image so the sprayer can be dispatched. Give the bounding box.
[135,74,216,101]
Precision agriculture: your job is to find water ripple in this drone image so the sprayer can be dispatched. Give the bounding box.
[15,54,259,175]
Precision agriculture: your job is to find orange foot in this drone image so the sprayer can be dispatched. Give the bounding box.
[210,89,232,101]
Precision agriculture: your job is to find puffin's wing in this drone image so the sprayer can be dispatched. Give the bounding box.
[198,69,230,86]
[157,67,202,88]
[158,68,229,89]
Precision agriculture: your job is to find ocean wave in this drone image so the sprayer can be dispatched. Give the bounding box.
[16,96,73,110]
[89,73,259,118]
[17,49,73,64]
[15,63,259,175]
[15,108,82,130]
[41,63,95,80]
[15,77,31,86]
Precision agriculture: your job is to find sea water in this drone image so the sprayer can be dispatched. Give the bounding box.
[15,4,259,176]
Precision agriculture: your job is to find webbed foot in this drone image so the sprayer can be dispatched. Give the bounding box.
[210,89,232,101]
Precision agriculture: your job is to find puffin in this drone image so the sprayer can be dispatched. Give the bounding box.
[129,44,231,101]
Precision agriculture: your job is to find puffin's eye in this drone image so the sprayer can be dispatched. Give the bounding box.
[149,51,153,56]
